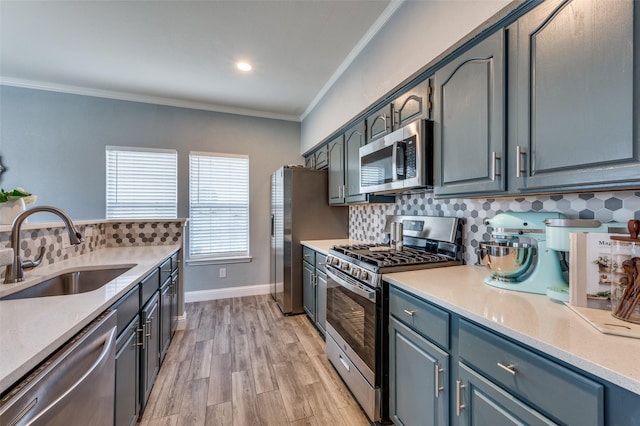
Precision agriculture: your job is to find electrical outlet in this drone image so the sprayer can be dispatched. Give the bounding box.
[84,226,93,237]
[219,267,227,278]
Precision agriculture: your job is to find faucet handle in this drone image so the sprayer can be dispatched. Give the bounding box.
[22,246,46,271]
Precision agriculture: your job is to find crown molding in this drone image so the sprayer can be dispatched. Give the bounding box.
[0,78,300,122]
[300,0,405,121]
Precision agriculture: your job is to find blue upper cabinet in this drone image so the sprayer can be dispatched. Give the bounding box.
[433,0,639,197]
[344,120,367,204]
[510,0,640,192]
[433,30,506,196]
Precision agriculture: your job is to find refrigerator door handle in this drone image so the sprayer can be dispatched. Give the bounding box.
[271,214,275,237]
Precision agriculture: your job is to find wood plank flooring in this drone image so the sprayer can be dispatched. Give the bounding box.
[140,295,371,426]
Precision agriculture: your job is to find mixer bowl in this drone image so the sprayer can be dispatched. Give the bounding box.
[479,241,536,279]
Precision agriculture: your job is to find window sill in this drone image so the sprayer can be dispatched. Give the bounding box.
[186,256,252,266]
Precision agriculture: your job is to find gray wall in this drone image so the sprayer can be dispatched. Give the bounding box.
[0,85,302,292]
[300,0,510,153]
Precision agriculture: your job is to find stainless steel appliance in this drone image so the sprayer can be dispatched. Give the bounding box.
[359,119,433,194]
[0,310,117,426]
[325,215,462,423]
[270,166,348,314]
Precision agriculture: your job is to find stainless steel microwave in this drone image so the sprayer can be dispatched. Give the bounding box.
[359,119,433,194]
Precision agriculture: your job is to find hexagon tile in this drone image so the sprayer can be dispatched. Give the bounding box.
[0,220,185,281]
[349,190,640,264]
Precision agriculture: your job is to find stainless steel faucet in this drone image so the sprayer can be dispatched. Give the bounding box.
[4,206,83,283]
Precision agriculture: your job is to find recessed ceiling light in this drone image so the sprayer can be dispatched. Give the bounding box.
[236,62,252,72]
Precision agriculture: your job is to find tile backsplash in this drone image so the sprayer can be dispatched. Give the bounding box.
[0,220,184,280]
[349,190,640,264]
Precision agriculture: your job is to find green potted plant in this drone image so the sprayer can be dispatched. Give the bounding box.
[0,188,37,224]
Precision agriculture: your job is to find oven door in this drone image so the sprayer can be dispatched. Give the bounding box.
[325,265,377,382]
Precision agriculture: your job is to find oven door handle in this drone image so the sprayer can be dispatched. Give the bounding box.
[326,266,377,302]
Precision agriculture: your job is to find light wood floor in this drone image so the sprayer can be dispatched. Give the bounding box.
[139,295,371,426]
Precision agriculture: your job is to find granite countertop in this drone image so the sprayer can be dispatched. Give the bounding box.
[383,265,640,396]
[300,239,365,255]
[0,244,180,393]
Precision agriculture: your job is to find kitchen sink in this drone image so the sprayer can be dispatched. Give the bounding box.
[0,266,135,300]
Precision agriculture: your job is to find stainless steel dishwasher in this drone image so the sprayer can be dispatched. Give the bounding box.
[0,310,117,426]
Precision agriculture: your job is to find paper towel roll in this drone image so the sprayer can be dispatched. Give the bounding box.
[0,248,13,267]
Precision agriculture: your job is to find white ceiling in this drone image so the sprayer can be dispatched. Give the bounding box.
[0,0,395,121]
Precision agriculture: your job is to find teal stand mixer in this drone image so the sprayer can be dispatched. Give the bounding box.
[479,212,570,300]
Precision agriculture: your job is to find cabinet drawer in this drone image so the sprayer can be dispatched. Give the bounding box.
[140,269,160,307]
[303,246,315,265]
[159,258,172,286]
[458,319,604,425]
[315,253,327,273]
[389,286,449,349]
[111,285,139,337]
[171,251,179,272]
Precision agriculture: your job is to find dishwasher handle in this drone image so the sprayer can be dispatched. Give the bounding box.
[0,311,117,426]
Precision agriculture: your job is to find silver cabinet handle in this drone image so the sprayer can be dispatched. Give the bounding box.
[497,362,518,376]
[339,355,350,372]
[435,364,444,396]
[491,151,501,181]
[516,146,526,178]
[136,326,145,349]
[145,317,153,338]
[403,309,415,317]
[455,380,466,416]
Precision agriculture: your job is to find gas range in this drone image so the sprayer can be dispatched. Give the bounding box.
[324,215,463,424]
[327,215,463,288]
[327,243,460,287]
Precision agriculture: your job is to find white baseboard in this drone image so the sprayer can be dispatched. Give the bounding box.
[176,315,187,331]
[185,283,271,303]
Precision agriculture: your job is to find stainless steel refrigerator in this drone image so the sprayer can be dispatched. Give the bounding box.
[270,166,348,314]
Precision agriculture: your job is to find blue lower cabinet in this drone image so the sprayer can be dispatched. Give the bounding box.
[389,316,449,426]
[455,362,554,426]
[387,284,615,426]
[458,319,603,426]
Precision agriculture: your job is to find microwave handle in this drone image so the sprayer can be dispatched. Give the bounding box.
[392,141,406,180]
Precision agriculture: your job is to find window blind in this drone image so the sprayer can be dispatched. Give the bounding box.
[105,146,177,219]
[189,152,250,259]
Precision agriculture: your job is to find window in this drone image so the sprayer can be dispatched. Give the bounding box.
[189,152,250,261]
[105,146,177,219]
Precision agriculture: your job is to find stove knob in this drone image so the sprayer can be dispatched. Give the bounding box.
[359,271,369,282]
[352,268,360,279]
[340,261,349,272]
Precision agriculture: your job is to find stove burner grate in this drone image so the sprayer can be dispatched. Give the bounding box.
[331,244,452,268]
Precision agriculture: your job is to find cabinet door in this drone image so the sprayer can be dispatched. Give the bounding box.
[115,318,140,426]
[315,146,328,169]
[170,271,178,336]
[305,155,315,169]
[513,0,640,191]
[303,261,316,322]
[315,270,327,334]
[455,362,555,426]
[159,280,172,363]
[366,104,393,142]
[328,135,345,205]
[434,30,506,196]
[389,317,449,426]
[394,80,431,128]
[141,293,160,412]
[344,121,367,203]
